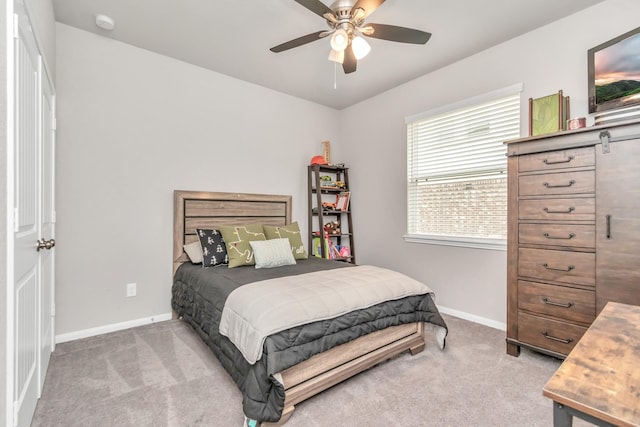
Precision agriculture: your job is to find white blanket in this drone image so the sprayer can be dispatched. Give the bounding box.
[219,265,435,364]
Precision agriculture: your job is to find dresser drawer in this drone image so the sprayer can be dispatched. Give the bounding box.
[518,281,595,324]
[518,248,595,287]
[519,198,595,221]
[518,312,587,355]
[518,147,595,172]
[519,223,595,249]
[519,170,594,196]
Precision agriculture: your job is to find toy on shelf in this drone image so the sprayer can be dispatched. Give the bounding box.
[319,175,337,188]
[310,155,328,165]
[324,221,340,235]
[322,201,337,210]
[339,246,350,258]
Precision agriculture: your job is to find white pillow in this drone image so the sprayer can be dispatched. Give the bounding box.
[249,238,296,269]
[183,241,203,264]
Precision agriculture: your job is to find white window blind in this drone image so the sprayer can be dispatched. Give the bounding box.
[406,86,521,248]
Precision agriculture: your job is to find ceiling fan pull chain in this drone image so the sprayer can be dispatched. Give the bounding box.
[334,62,338,90]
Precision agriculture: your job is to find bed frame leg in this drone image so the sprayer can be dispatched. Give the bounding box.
[259,405,295,427]
[409,341,425,355]
[410,323,426,355]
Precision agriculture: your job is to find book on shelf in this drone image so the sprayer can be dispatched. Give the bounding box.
[313,236,329,259]
[328,239,341,259]
[313,234,342,259]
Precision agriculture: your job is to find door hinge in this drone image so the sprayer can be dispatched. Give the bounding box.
[52,210,57,223]
[13,14,19,40]
[13,208,19,232]
[600,130,611,154]
[52,118,57,131]
[51,303,55,316]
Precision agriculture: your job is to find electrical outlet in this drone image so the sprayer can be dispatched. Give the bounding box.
[126,282,137,297]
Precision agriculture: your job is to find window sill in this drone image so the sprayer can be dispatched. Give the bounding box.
[403,234,506,251]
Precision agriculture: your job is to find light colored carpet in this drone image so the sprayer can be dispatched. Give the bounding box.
[31,315,589,426]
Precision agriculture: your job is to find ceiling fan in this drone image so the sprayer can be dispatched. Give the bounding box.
[270,0,432,74]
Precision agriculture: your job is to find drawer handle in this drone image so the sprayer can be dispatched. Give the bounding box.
[541,331,574,344]
[543,207,574,214]
[543,232,576,240]
[543,156,574,165]
[542,263,575,272]
[543,180,576,188]
[541,297,574,308]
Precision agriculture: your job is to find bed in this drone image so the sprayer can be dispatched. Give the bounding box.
[171,190,448,426]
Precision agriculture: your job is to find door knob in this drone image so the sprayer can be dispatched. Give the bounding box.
[36,238,55,251]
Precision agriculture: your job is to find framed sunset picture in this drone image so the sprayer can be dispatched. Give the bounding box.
[588,26,640,114]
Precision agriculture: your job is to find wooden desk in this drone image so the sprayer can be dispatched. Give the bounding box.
[543,302,640,427]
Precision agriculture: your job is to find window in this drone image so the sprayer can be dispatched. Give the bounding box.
[405,84,522,250]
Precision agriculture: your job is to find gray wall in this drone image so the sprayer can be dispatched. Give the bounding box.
[339,0,640,327]
[54,24,340,335]
[54,0,640,337]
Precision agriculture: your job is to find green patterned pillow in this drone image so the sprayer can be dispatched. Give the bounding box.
[263,221,308,260]
[219,224,266,268]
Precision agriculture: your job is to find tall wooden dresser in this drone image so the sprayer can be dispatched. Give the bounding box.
[505,119,640,358]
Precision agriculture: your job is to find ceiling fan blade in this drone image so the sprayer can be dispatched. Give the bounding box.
[342,44,357,74]
[365,23,431,44]
[294,0,334,19]
[351,0,385,19]
[270,31,326,53]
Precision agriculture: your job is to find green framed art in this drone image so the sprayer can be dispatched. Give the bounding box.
[529,90,570,136]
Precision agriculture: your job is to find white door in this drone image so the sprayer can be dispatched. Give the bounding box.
[39,69,56,392]
[13,1,55,425]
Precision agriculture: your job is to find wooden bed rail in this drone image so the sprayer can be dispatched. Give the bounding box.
[261,322,425,427]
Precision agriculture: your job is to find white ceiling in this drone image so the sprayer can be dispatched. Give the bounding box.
[52,0,604,110]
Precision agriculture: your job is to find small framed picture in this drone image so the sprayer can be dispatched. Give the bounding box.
[529,90,569,136]
[335,192,350,212]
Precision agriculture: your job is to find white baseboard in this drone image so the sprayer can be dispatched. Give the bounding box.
[55,312,174,344]
[55,307,504,344]
[438,305,506,331]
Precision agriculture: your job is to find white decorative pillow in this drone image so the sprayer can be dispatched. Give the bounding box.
[249,238,296,269]
[183,241,204,264]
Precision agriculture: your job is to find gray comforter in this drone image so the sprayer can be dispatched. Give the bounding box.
[171,257,448,423]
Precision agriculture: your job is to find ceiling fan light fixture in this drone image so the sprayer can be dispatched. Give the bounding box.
[352,36,371,60]
[328,49,345,64]
[330,29,349,52]
[269,0,432,76]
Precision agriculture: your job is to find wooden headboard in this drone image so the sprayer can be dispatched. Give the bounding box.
[173,190,292,273]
